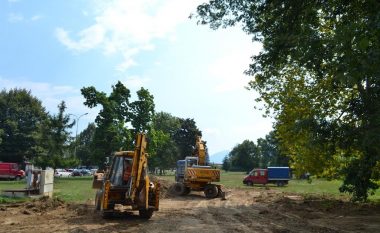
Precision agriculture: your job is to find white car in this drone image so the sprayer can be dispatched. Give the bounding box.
[54,169,72,177]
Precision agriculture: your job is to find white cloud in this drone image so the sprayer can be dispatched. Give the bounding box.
[0,75,98,133]
[120,75,151,89]
[8,13,23,23]
[0,76,86,113]
[31,15,43,21]
[55,25,105,52]
[55,0,205,71]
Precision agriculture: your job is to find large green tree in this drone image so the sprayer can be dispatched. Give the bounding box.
[76,123,96,166]
[148,112,181,171]
[257,131,288,168]
[173,118,202,160]
[130,87,155,135]
[81,81,155,166]
[34,101,77,169]
[228,140,260,172]
[196,0,380,201]
[0,88,47,163]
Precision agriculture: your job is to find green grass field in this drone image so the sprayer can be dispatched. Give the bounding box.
[0,172,379,203]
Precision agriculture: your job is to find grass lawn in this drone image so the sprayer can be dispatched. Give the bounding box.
[0,176,96,203]
[159,171,380,201]
[53,176,96,202]
[1,172,379,203]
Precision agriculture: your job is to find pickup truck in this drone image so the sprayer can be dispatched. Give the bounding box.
[243,167,290,187]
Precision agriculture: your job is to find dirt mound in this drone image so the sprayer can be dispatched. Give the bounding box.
[149,176,175,199]
[22,196,65,214]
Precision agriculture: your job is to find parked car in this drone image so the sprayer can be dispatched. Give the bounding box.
[79,169,92,176]
[54,169,72,178]
[71,169,83,176]
[0,162,25,180]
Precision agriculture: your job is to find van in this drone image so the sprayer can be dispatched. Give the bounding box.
[0,162,25,180]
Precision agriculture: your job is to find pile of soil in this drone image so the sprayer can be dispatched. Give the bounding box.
[150,176,175,199]
[0,196,66,215]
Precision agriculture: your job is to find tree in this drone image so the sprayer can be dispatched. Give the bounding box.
[81,81,156,166]
[196,0,380,201]
[76,123,96,166]
[148,129,179,174]
[228,140,260,172]
[0,88,48,163]
[222,155,231,171]
[81,81,132,166]
[130,87,155,135]
[34,101,77,169]
[173,118,202,160]
[257,131,288,167]
[148,112,181,171]
[152,112,181,137]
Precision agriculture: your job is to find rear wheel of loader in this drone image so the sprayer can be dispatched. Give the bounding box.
[204,184,218,198]
[139,208,154,219]
[172,182,185,196]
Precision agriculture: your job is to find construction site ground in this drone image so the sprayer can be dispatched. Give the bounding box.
[1,181,379,233]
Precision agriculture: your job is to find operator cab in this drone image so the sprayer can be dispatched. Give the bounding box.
[109,156,133,187]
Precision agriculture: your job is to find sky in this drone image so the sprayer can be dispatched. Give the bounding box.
[0,0,273,158]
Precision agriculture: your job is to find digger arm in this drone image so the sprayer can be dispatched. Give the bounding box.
[129,133,150,209]
[195,136,206,165]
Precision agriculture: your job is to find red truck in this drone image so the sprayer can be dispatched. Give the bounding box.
[0,162,25,180]
[243,167,290,187]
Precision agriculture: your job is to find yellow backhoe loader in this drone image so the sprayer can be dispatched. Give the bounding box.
[173,136,224,198]
[92,133,159,218]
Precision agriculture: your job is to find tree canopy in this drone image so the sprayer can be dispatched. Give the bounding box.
[196,0,380,201]
[81,81,155,166]
[223,131,287,172]
[0,88,47,163]
[34,101,77,169]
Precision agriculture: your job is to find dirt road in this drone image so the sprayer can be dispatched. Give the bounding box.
[1,188,379,233]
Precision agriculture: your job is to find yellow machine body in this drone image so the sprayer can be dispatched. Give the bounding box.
[93,133,159,219]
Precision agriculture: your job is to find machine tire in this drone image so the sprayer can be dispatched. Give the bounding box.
[246,181,253,186]
[183,187,191,195]
[139,208,154,219]
[204,184,218,198]
[172,182,186,196]
[15,176,21,181]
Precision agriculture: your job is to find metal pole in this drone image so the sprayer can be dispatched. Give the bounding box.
[70,113,88,157]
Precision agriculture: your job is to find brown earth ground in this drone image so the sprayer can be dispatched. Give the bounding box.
[1,180,379,233]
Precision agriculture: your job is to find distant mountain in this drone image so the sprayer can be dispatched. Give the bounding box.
[209,150,229,164]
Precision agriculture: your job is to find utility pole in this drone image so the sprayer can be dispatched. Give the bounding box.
[69,113,88,157]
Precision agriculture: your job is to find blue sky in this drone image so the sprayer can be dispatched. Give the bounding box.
[0,0,273,158]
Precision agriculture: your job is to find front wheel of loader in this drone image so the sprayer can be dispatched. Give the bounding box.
[139,208,154,219]
[204,184,218,198]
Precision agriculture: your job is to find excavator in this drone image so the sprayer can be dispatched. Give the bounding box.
[173,136,224,198]
[92,133,160,219]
